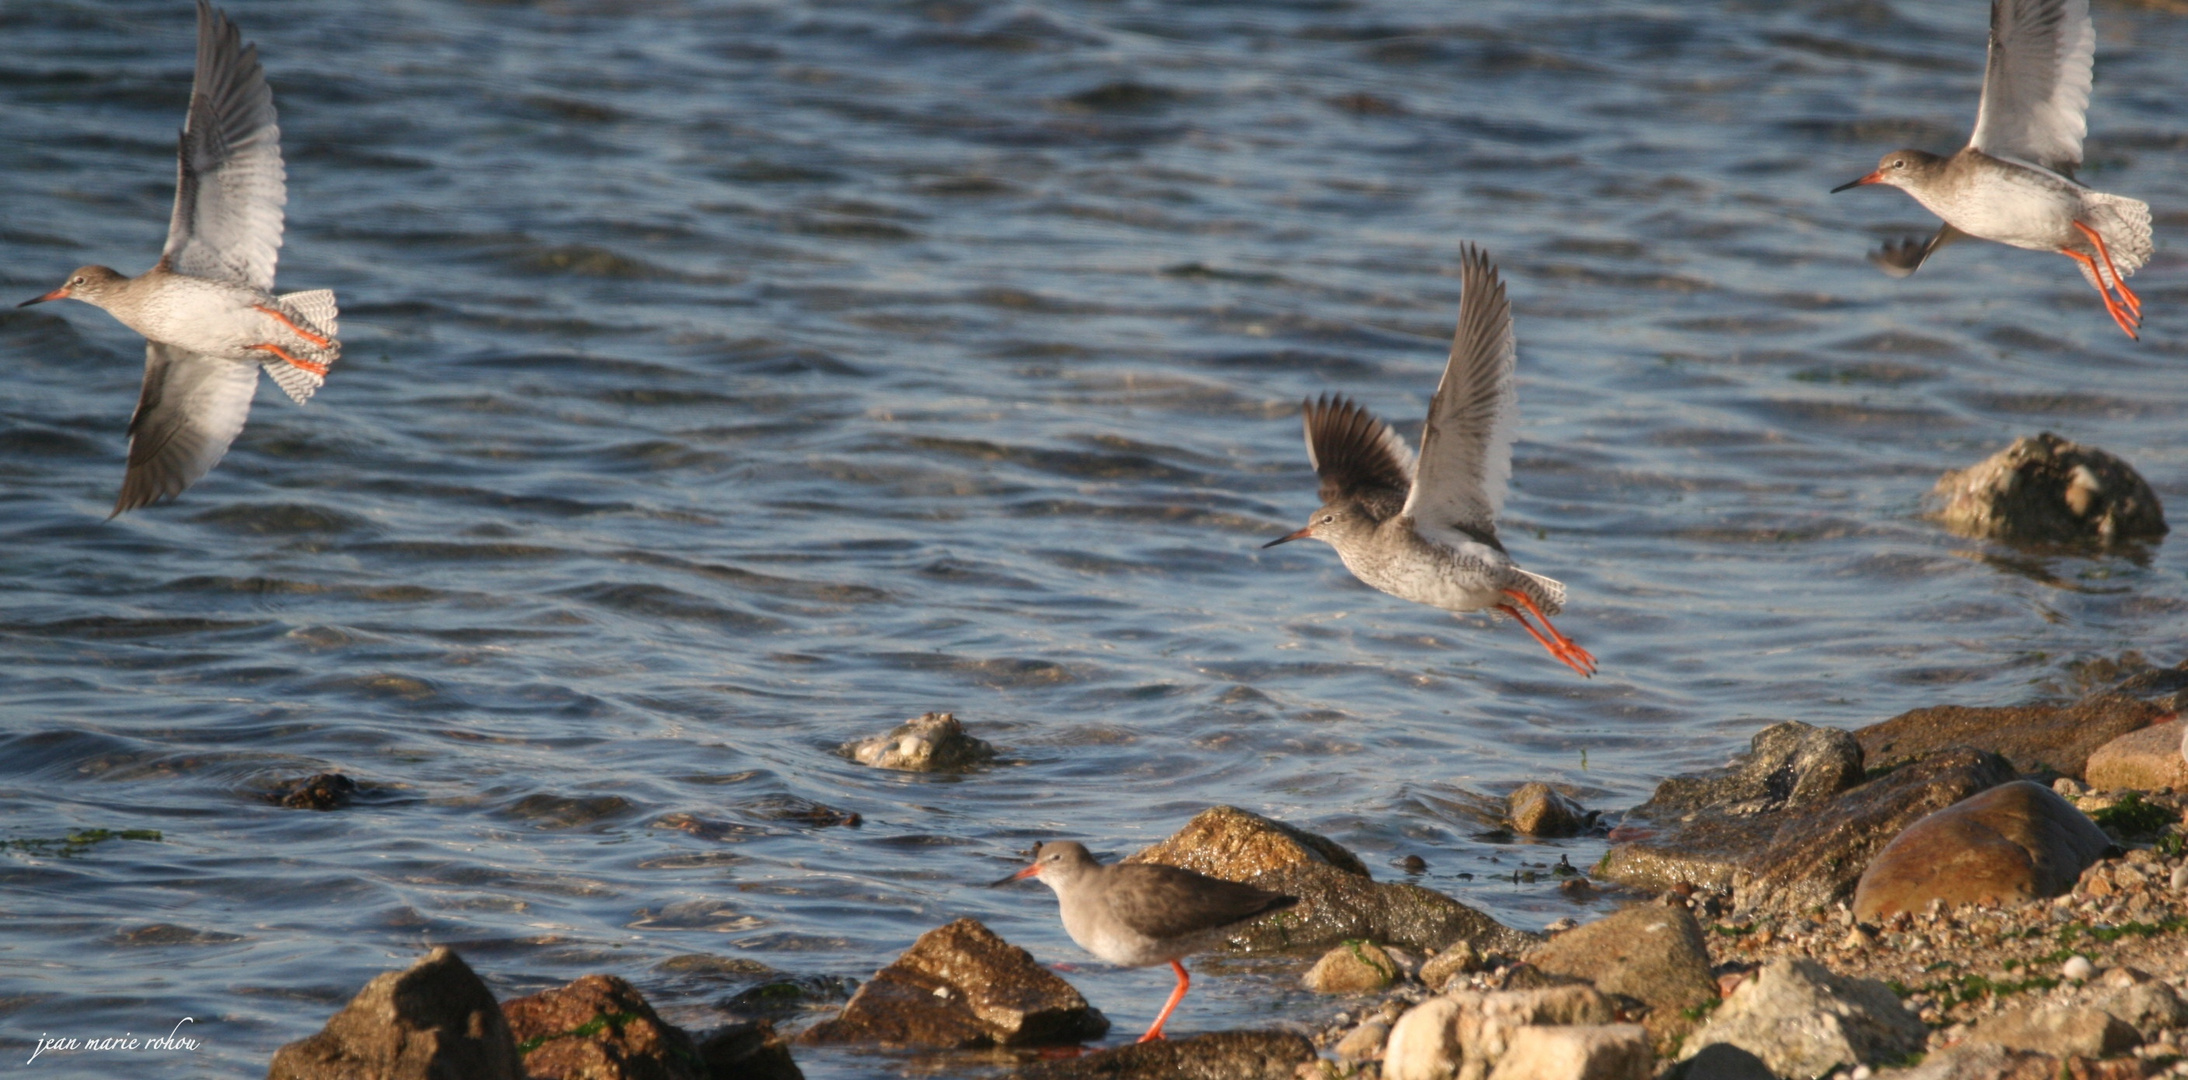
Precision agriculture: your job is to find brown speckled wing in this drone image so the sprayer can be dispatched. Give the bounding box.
[1302,393,1412,520]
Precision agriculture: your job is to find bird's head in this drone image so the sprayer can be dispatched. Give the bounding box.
[988,841,1097,890]
[1263,501,1371,551]
[19,266,125,308]
[1832,149,1943,193]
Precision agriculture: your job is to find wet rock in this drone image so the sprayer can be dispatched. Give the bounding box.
[1679,958,1924,1079]
[2084,719,2188,792]
[1966,1003,2140,1058]
[695,1021,801,1080]
[1526,902,1715,1051]
[1741,747,2020,913]
[1419,942,1484,991]
[1931,432,2167,546]
[1014,1030,1315,1079]
[1126,806,1535,956]
[1303,940,1399,994]
[1857,694,2168,779]
[269,772,357,810]
[838,712,996,772]
[502,974,705,1080]
[267,946,522,1080]
[1508,783,1588,838]
[1642,722,1865,818]
[1851,780,2111,920]
[1485,1024,1651,1080]
[799,918,1106,1048]
[1599,722,1864,894]
[2093,967,2188,1038]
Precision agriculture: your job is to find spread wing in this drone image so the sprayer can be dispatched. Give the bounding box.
[1105,864,1297,943]
[1871,223,1967,278]
[1968,0,2093,176]
[1302,394,1413,521]
[1401,244,1515,542]
[114,343,260,516]
[160,0,286,290]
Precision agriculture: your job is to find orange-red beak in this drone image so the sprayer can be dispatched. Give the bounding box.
[1261,526,1311,549]
[17,286,68,307]
[988,864,1040,887]
[1830,171,1883,193]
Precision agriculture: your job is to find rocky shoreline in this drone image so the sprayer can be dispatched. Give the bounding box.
[263,659,2188,1080]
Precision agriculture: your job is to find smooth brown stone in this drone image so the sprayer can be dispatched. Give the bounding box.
[799,918,1106,1049]
[1525,902,1714,1053]
[1852,781,2110,920]
[1858,693,2167,779]
[1508,782,1588,838]
[2083,719,2188,792]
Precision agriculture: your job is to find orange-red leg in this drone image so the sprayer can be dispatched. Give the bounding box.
[1499,590,1596,678]
[2061,249,2140,340]
[2071,221,2141,316]
[253,304,332,348]
[248,343,329,376]
[1138,960,1189,1043]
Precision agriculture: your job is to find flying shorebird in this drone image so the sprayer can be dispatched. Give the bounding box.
[1263,245,1595,678]
[991,841,1296,1044]
[20,0,340,515]
[1831,0,2151,339]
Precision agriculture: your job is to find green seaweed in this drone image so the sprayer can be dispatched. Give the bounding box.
[1889,971,2059,1009]
[516,1011,643,1055]
[2058,916,2188,944]
[2091,793,2176,837]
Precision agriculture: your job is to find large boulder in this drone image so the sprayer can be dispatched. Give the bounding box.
[1525,902,1714,1052]
[1384,985,1614,1080]
[799,919,1106,1048]
[1014,1030,1315,1079]
[1857,694,2167,780]
[1931,432,2167,547]
[1851,781,2111,920]
[838,712,996,771]
[1485,1024,1651,1080]
[1125,806,1534,956]
[1597,722,1864,895]
[502,975,705,1080]
[266,947,522,1080]
[2083,718,2188,792]
[1679,958,1924,1080]
[1964,1003,2140,1059]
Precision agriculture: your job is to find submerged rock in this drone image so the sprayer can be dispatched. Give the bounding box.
[695,1021,800,1080]
[1851,780,2110,920]
[1015,1030,1314,1079]
[1126,806,1535,956]
[1679,958,1923,1079]
[1526,901,1715,1052]
[268,772,357,811]
[502,974,706,1080]
[267,946,522,1080]
[1931,432,2167,546]
[799,918,1106,1049]
[839,712,997,771]
[1857,693,2167,780]
[1508,782,1589,838]
[2083,718,2188,792]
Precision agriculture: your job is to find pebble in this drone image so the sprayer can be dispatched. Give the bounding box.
[2171,864,2188,891]
[2063,955,2096,981]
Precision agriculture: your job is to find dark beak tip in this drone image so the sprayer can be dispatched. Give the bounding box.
[1261,527,1311,549]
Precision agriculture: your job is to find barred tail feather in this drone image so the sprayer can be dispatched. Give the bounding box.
[1517,569,1566,616]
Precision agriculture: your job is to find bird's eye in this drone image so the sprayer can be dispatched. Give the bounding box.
[1891,159,1905,169]
[71,276,85,285]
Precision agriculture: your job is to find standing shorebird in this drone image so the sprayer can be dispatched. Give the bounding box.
[1830,0,2151,339]
[20,0,340,515]
[1263,245,1595,678]
[991,841,1297,1043]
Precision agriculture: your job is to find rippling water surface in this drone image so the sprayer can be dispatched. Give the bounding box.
[2,0,2185,1073]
